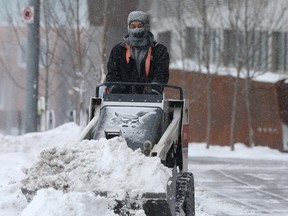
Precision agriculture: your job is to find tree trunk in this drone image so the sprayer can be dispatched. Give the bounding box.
[199,0,213,149]
[206,75,212,148]
[230,70,240,151]
[100,0,110,83]
[244,0,254,147]
[245,77,254,147]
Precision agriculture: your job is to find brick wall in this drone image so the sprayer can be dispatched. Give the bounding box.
[168,69,284,150]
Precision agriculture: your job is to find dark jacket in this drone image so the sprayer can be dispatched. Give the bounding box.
[106,38,169,93]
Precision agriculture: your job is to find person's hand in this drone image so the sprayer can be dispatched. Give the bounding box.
[151,88,162,95]
[145,85,162,95]
[108,85,127,93]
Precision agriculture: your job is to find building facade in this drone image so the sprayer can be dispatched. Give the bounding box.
[150,0,288,73]
[149,0,288,150]
[0,0,142,135]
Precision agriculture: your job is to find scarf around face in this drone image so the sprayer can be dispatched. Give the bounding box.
[123,32,155,77]
[126,30,154,47]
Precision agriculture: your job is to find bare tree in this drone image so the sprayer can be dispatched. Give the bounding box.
[176,0,288,149]
[0,2,26,90]
[43,0,101,125]
[41,1,60,130]
[99,0,112,83]
[193,1,223,148]
[198,0,213,148]
[221,0,288,148]
[0,1,66,132]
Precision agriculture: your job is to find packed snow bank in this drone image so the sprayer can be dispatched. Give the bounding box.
[21,188,147,216]
[21,136,171,215]
[21,137,172,199]
[189,143,288,161]
[0,123,82,155]
[0,123,83,216]
[1,122,288,215]
[21,189,117,216]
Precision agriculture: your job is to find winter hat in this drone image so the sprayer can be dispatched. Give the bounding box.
[126,11,151,47]
[127,11,150,31]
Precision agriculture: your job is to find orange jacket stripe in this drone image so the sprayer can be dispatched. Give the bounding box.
[125,44,152,81]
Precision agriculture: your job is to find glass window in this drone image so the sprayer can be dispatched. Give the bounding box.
[188,28,269,69]
[18,40,46,67]
[158,31,171,54]
[223,29,236,66]
[257,31,269,70]
[185,27,203,62]
[271,31,288,72]
[278,32,288,71]
[185,27,197,59]
[246,30,269,71]
[186,27,221,64]
[209,28,221,64]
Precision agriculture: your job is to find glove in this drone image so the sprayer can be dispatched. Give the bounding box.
[145,85,162,95]
[108,85,127,93]
[151,88,162,95]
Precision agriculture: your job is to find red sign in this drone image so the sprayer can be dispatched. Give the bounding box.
[22,6,34,24]
[182,124,189,148]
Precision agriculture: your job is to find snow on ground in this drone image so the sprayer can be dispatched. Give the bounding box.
[170,58,288,83]
[189,143,288,161]
[0,123,288,215]
[22,137,171,196]
[21,189,117,216]
[0,123,170,216]
[189,144,288,216]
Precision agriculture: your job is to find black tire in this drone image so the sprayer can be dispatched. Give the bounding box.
[176,172,195,216]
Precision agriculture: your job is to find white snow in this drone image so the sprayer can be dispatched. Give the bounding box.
[21,138,171,196]
[0,123,287,215]
[170,58,288,83]
[0,123,171,216]
[21,189,116,216]
[189,143,288,161]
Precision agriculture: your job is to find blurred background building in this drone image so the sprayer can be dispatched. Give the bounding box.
[1,0,288,151]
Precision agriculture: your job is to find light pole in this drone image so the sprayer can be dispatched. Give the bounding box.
[23,0,41,133]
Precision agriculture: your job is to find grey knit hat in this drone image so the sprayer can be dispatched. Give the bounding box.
[127,11,150,31]
[126,11,151,46]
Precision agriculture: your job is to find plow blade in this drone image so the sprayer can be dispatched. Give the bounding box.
[111,193,174,216]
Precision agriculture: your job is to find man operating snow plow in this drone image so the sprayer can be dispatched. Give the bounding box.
[21,82,194,216]
[77,82,195,216]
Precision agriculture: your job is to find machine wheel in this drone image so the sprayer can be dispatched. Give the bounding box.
[175,172,195,216]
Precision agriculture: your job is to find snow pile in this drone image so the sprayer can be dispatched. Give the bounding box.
[20,136,171,215]
[2,122,288,215]
[21,188,147,216]
[0,123,83,216]
[0,123,82,155]
[21,189,117,216]
[21,137,172,199]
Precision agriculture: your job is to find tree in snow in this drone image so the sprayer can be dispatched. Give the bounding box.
[219,0,288,148]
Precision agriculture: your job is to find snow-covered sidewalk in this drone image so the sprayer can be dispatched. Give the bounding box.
[0,123,169,216]
[0,123,287,215]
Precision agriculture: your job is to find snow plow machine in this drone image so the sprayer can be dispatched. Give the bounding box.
[77,82,195,216]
